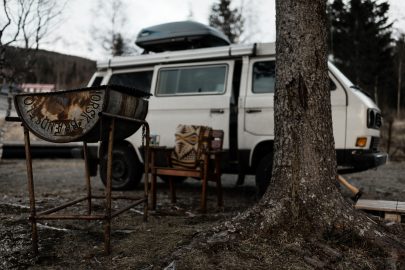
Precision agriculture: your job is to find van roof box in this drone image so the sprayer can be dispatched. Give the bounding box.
[135,21,231,53]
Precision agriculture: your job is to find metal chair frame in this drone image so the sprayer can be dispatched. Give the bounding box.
[8,112,150,255]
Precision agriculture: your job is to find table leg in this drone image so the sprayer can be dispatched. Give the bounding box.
[143,123,150,221]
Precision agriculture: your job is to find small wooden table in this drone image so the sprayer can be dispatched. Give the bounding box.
[149,146,172,209]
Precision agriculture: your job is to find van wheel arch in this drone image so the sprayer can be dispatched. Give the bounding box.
[251,140,274,196]
[99,140,143,190]
[251,140,274,171]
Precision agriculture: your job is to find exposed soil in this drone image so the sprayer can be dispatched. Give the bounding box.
[0,158,404,269]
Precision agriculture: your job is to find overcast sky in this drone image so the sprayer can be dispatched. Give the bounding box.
[40,0,405,60]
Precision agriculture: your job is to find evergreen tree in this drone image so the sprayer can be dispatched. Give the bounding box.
[394,34,405,117]
[328,0,393,108]
[209,0,244,43]
[90,0,133,56]
[112,33,125,56]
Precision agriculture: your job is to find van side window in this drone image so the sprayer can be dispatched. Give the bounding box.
[91,76,103,87]
[252,61,337,93]
[253,61,275,93]
[156,65,227,95]
[109,71,153,93]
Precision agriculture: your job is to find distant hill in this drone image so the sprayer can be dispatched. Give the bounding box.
[4,46,96,90]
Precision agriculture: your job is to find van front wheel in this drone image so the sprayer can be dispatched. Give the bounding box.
[100,141,143,190]
[255,153,273,197]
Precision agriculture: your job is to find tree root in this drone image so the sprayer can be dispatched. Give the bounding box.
[163,198,405,269]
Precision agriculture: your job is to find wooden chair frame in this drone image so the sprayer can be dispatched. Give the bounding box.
[150,128,224,212]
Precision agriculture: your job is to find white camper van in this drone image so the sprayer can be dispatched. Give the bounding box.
[87,21,387,194]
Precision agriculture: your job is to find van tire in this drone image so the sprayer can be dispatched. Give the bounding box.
[100,141,143,190]
[255,153,273,197]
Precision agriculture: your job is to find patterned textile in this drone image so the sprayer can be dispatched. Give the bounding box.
[171,125,212,169]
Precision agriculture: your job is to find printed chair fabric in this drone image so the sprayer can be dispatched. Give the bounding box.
[170,124,212,169]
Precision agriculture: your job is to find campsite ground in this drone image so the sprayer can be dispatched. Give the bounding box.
[1,110,404,269]
[0,158,404,269]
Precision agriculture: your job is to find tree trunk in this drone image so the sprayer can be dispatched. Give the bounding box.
[237,1,403,248]
[211,0,404,259]
[171,1,405,268]
[255,0,345,232]
[228,1,405,256]
[397,55,402,119]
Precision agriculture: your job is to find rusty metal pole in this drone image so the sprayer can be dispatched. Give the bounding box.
[83,142,92,215]
[23,126,38,255]
[143,123,150,222]
[104,118,115,254]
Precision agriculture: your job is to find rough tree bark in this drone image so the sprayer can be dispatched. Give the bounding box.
[232,0,405,252]
[171,0,405,269]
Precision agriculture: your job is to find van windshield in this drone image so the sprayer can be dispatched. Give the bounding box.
[328,62,353,89]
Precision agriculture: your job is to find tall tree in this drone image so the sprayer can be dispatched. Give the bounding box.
[112,33,124,56]
[175,0,405,268]
[238,0,261,43]
[395,34,405,118]
[90,0,133,56]
[208,0,244,43]
[328,0,393,108]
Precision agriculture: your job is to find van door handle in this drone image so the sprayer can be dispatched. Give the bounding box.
[246,109,262,113]
[210,109,224,114]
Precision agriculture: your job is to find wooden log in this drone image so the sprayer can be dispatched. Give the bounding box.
[384,213,402,223]
[355,199,404,223]
[355,199,405,213]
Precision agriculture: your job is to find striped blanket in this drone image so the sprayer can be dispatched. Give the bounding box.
[170,124,212,169]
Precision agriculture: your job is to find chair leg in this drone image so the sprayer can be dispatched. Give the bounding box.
[169,177,176,204]
[216,176,223,208]
[235,173,245,186]
[201,176,207,212]
[151,171,157,210]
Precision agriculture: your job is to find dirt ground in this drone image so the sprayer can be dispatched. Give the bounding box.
[0,158,404,269]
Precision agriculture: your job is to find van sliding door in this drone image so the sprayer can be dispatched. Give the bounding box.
[243,59,276,139]
[242,59,347,150]
[148,61,234,149]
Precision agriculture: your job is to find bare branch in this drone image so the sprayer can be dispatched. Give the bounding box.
[0,0,66,84]
[0,0,12,40]
[21,0,36,48]
[1,0,25,46]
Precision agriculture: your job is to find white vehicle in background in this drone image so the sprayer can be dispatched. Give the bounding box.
[86,21,387,194]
